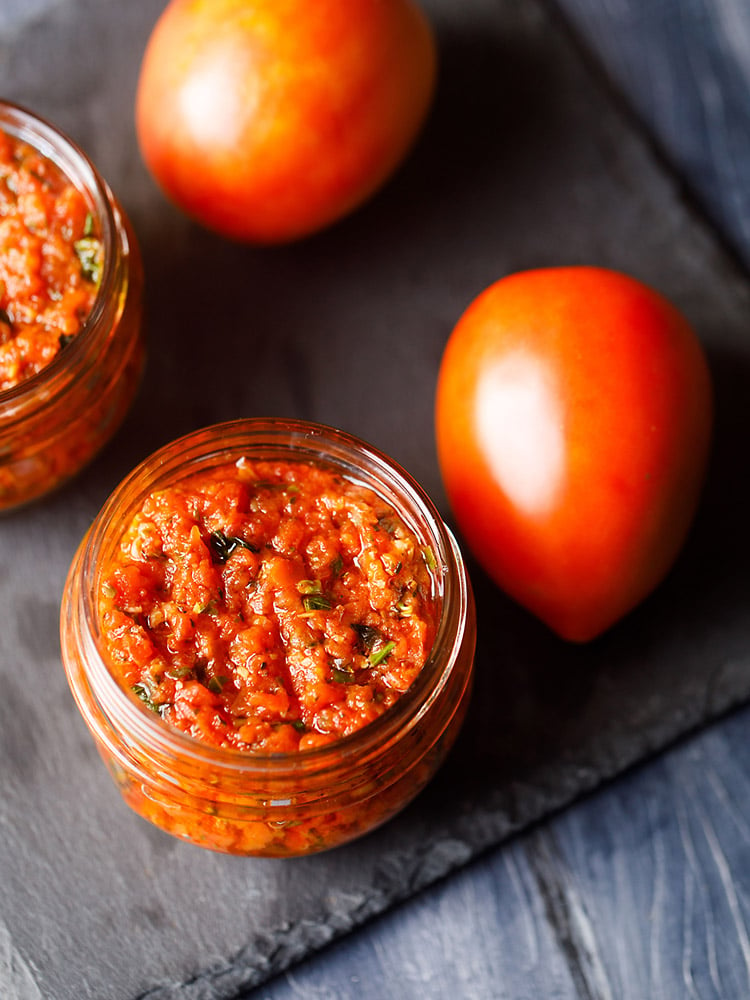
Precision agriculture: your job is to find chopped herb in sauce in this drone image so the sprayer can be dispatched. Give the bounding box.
[330,554,344,577]
[394,594,413,615]
[422,545,438,572]
[166,666,194,680]
[132,682,160,714]
[330,662,356,684]
[302,592,332,612]
[369,640,396,667]
[209,529,258,563]
[74,236,103,285]
[351,623,384,653]
[351,623,396,667]
[298,580,332,611]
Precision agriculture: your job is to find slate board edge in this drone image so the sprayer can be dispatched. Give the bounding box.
[132,656,750,1000]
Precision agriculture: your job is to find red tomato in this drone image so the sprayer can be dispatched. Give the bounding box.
[435,267,713,642]
[135,0,436,243]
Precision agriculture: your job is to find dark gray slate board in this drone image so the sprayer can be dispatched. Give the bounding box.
[1,1,749,998]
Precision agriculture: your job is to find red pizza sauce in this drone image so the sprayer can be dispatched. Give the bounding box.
[0,127,102,390]
[98,457,440,751]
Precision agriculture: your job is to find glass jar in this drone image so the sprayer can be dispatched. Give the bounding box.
[60,418,476,856]
[0,100,144,511]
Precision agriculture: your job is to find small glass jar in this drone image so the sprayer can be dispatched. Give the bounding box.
[0,101,144,511]
[60,418,476,856]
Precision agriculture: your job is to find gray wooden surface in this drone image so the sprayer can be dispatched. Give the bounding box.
[1,1,750,998]
[557,0,750,272]
[252,706,750,999]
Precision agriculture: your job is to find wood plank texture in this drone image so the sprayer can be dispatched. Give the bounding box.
[553,0,750,269]
[250,704,750,1000]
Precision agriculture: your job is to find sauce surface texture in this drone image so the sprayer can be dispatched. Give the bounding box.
[0,128,101,390]
[99,458,440,752]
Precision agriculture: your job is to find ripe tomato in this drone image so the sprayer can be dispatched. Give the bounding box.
[435,267,713,642]
[135,0,436,243]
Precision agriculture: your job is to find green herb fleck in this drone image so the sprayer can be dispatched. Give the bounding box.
[132,682,160,713]
[302,593,332,612]
[207,676,228,694]
[351,623,396,667]
[331,665,356,685]
[369,640,396,667]
[102,581,117,600]
[58,333,75,351]
[330,554,344,577]
[422,545,437,572]
[74,236,103,286]
[351,623,384,653]
[291,719,307,732]
[209,529,258,563]
[297,579,322,595]
[166,665,194,680]
[83,212,95,237]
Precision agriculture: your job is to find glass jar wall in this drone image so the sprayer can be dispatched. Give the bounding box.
[0,100,144,511]
[60,419,476,856]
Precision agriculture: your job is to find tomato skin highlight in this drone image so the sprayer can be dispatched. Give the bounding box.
[435,267,713,642]
[135,0,436,243]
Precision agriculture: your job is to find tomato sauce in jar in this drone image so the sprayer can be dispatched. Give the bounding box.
[98,458,440,752]
[0,128,101,389]
[62,420,475,856]
[0,101,144,511]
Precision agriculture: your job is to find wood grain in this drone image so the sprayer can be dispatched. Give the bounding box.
[252,706,750,999]
[551,0,750,269]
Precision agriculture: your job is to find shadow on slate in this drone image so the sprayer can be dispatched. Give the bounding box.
[115,1,576,489]
[1,1,750,999]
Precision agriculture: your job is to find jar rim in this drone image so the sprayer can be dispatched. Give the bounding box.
[74,417,472,777]
[0,99,123,404]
